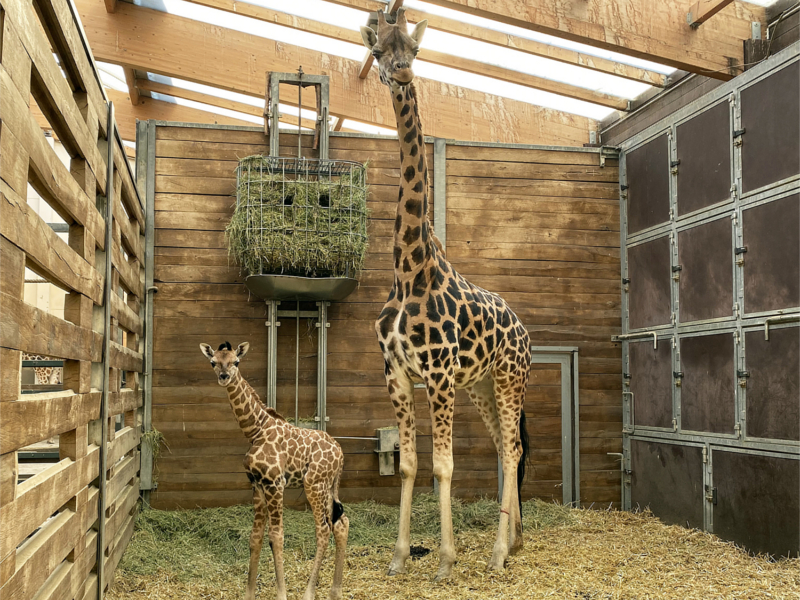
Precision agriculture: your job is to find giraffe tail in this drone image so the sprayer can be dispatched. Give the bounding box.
[332,465,345,524]
[516,410,530,523]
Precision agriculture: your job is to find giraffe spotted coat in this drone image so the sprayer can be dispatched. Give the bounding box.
[361,9,531,581]
[200,342,349,600]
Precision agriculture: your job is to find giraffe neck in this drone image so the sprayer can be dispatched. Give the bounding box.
[225,371,272,442]
[391,82,434,283]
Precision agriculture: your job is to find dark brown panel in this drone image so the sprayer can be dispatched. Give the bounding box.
[628,235,671,329]
[713,450,800,557]
[679,218,732,322]
[741,63,800,193]
[745,327,800,441]
[680,333,735,434]
[676,102,731,216]
[630,440,704,528]
[743,194,800,314]
[626,134,670,234]
[630,340,673,428]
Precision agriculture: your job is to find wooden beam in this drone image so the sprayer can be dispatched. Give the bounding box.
[104,0,116,13]
[686,0,735,28]
[75,0,596,145]
[136,79,320,129]
[326,0,667,86]
[106,89,257,140]
[333,0,764,79]
[173,0,628,108]
[333,117,345,132]
[123,67,140,105]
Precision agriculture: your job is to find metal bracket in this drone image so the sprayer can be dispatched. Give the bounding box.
[705,486,718,505]
[374,427,400,476]
[764,314,800,340]
[612,331,658,349]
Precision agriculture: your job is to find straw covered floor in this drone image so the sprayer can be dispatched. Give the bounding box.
[109,494,799,599]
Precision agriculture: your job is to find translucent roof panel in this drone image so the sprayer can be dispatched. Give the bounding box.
[132,0,628,119]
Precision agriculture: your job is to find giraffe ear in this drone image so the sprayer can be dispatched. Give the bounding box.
[200,344,214,359]
[410,19,427,45]
[236,342,250,358]
[360,26,377,50]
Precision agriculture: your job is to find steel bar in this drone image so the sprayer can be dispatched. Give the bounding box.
[97,100,116,600]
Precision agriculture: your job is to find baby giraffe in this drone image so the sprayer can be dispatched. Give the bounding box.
[200,341,349,600]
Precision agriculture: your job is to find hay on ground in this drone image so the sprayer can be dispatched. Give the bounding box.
[109,494,800,600]
[226,156,368,278]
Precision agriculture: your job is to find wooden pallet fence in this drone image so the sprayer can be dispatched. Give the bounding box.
[0,0,146,598]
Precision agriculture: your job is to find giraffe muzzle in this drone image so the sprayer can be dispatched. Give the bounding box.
[392,68,414,85]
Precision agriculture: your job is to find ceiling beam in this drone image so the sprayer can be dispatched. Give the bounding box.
[345,0,764,79]
[136,78,321,129]
[325,0,668,86]
[123,67,141,105]
[176,0,628,109]
[104,0,116,13]
[686,0,735,28]
[75,0,596,146]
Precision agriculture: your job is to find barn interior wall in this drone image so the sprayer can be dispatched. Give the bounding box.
[146,125,622,510]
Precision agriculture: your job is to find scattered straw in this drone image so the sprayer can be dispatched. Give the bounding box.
[109,495,800,600]
[226,156,368,278]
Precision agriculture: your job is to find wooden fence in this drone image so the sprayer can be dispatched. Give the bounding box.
[142,123,622,510]
[0,0,146,597]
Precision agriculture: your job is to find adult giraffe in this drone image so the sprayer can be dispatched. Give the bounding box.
[361,9,531,581]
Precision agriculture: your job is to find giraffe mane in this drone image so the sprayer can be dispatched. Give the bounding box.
[263,406,287,422]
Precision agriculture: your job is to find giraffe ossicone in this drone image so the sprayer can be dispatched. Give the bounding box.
[200,341,349,600]
[362,8,532,581]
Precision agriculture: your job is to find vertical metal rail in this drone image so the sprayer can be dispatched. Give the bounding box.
[138,120,157,503]
[316,301,329,431]
[433,138,447,246]
[266,300,280,409]
[295,301,300,425]
[97,101,116,600]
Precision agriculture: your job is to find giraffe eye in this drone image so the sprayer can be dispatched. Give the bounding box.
[372,50,383,58]
[210,361,217,367]
[234,361,240,366]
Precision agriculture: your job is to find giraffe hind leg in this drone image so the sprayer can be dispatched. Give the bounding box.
[302,481,332,600]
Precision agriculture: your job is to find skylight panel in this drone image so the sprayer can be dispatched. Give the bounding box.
[145,73,321,121]
[149,92,265,124]
[132,0,621,118]
[97,61,130,92]
[340,120,397,136]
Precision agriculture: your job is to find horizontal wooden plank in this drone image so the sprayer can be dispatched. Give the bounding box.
[0,293,102,362]
[445,177,617,200]
[0,448,98,560]
[446,160,618,182]
[1,185,104,303]
[446,145,607,165]
[0,391,100,454]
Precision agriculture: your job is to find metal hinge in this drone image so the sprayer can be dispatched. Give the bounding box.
[734,129,746,147]
[670,159,681,175]
[705,486,718,505]
[672,418,678,432]
[734,422,742,438]
[672,264,682,281]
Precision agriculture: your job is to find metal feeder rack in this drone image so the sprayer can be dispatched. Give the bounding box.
[241,70,368,431]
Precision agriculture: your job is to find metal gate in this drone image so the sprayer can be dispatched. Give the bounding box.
[616,44,799,557]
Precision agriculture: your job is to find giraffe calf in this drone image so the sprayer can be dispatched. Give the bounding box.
[200,341,349,600]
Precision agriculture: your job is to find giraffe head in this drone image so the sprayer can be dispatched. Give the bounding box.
[360,9,427,87]
[200,341,249,386]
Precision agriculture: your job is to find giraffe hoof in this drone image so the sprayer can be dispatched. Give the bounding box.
[387,568,405,576]
[433,571,451,583]
[509,541,524,556]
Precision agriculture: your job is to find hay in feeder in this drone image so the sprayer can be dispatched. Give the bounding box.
[226,156,368,278]
[109,495,800,600]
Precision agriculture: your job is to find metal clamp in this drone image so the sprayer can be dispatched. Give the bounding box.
[764,314,800,340]
[612,331,658,349]
[374,427,400,476]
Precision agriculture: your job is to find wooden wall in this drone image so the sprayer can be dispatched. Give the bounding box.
[148,125,622,510]
[0,0,146,596]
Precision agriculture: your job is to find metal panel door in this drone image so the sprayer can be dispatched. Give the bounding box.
[741,63,800,194]
[712,448,800,557]
[744,326,800,442]
[630,440,704,529]
[742,193,800,314]
[628,235,671,330]
[678,218,733,323]
[626,134,670,234]
[679,333,736,435]
[676,101,731,216]
[629,340,673,429]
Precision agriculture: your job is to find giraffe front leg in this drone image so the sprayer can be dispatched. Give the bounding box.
[301,482,332,600]
[263,484,287,600]
[428,371,456,582]
[246,485,268,600]
[386,367,416,576]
